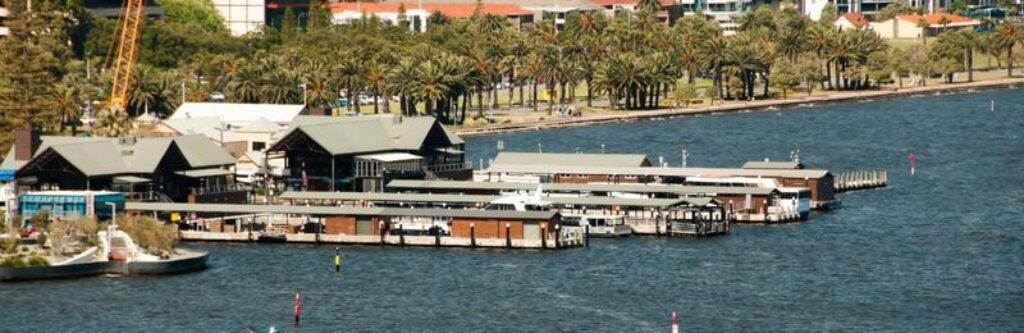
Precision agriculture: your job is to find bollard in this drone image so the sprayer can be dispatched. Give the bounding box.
[435,229,441,248]
[584,224,590,248]
[399,225,405,246]
[554,225,560,249]
[505,223,512,249]
[334,247,342,273]
[541,227,547,249]
[670,311,678,333]
[470,223,476,248]
[293,292,302,327]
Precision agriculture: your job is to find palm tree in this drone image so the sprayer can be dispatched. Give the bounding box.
[389,60,420,116]
[93,106,133,138]
[227,64,263,103]
[995,22,1023,77]
[260,68,301,104]
[52,84,80,134]
[364,60,389,114]
[303,66,335,114]
[413,61,450,119]
[335,57,367,113]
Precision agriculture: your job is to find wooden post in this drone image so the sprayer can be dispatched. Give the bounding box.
[470,223,476,248]
[435,228,441,248]
[584,224,590,248]
[541,226,547,249]
[554,224,560,249]
[399,224,405,246]
[505,223,511,249]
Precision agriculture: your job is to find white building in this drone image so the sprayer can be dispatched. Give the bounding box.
[330,2,534,33]
[212,0,265,36]
[869,13,980,38]
[1,6,10,37]
[168,102,305,127]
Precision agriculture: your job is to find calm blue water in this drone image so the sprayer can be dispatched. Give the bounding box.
[3,89,1023,332]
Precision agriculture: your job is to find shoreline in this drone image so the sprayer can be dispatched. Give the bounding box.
[454,76,1024,137]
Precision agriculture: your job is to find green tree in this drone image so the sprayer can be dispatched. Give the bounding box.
[672,82,697,108]
[0,0,70,150]
[157,0,226,33]
[771,58,800,99]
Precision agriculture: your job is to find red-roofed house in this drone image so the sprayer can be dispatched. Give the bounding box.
[869,13,980,38]
[330,3,534,32]
[589,0,682,25]
[834,12,869,30]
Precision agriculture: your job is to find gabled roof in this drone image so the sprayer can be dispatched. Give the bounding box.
[169,103,305,125]
[838,12,869,28]
[742,161,804,169]
[12,135,234,177]
[271,116,464,156]
[235,117,282,133]
[158,117,240,143]
[896,13,979,27]
[492,152,651,168]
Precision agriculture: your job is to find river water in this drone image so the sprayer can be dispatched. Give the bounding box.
[3,89,1023,332]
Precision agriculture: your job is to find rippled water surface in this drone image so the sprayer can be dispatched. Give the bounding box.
[3,89,1023,332]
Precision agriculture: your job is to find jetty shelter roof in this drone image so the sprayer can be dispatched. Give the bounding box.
[125,202,560,220]
[742,161,804,169]
[279,191,714,208]
[481,164,830,179]
[269,116,463,156]
[387,180,779,196]
[10,135,234,177]
[491,152,652,168]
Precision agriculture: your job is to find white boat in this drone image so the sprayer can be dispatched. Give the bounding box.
[562,214,632,238]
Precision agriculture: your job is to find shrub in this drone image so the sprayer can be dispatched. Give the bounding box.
[30,211,51,231]
[117,215,177,253]
[0,237,17,254]
[0,256,27,268]
[26,255,49,267]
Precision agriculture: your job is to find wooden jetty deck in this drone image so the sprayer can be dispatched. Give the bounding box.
[834,170,888,192]
[178,230,586,249]
[127,203,583,250]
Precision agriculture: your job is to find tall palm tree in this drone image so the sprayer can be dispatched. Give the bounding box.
[227,64,263,103]
[995,22,1023,77]
[364,60,389,114]
[335,57,367,113]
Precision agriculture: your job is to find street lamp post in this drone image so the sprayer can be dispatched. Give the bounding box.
[215,123,233,147]
[105,202,117,227]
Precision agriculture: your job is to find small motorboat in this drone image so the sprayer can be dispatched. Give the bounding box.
[257,233,287,243]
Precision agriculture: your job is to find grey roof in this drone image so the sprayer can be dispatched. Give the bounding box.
[492,152,651,168]
[113,176,152,183]
[387,180,778,196]
[272,116,464,155]
[159,117,240,142]
[280,191,495,204]
[124,202,558,220]
[742,161,804,169]
[174,168,234,178]
[482,164,831,179]
[235,117,281,133]
[1,136,100,171]
[11,135,234,177]
[280,191,716,208]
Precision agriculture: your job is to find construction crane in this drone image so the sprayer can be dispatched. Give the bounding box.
[108,0,146,110]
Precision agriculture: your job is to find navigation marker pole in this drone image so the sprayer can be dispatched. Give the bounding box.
[670,311,679,333]
[294,293,302,327]
[991,100,995,112]
[908,153,916,176]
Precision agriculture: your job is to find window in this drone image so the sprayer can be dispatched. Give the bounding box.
[252,141,266,151]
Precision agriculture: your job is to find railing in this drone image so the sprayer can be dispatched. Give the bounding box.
[834,170,888,192]
[424,161,473,173]
[189,183,250,195]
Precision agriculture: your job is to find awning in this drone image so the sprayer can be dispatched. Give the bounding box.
[113,175,152,184]
[0,169,14,181]
[174,168,233,178]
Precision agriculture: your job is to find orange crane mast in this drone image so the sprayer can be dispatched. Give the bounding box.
[108,0,145,110]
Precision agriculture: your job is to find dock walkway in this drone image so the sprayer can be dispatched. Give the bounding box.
[179,230,585,249]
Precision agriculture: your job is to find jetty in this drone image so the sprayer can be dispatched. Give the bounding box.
[834,170,888,192]
[277,190,730,237]
[125,202,585,250]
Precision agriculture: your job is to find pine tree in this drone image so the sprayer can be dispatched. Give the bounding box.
[0,0,71,151]
[281,7,297,38]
